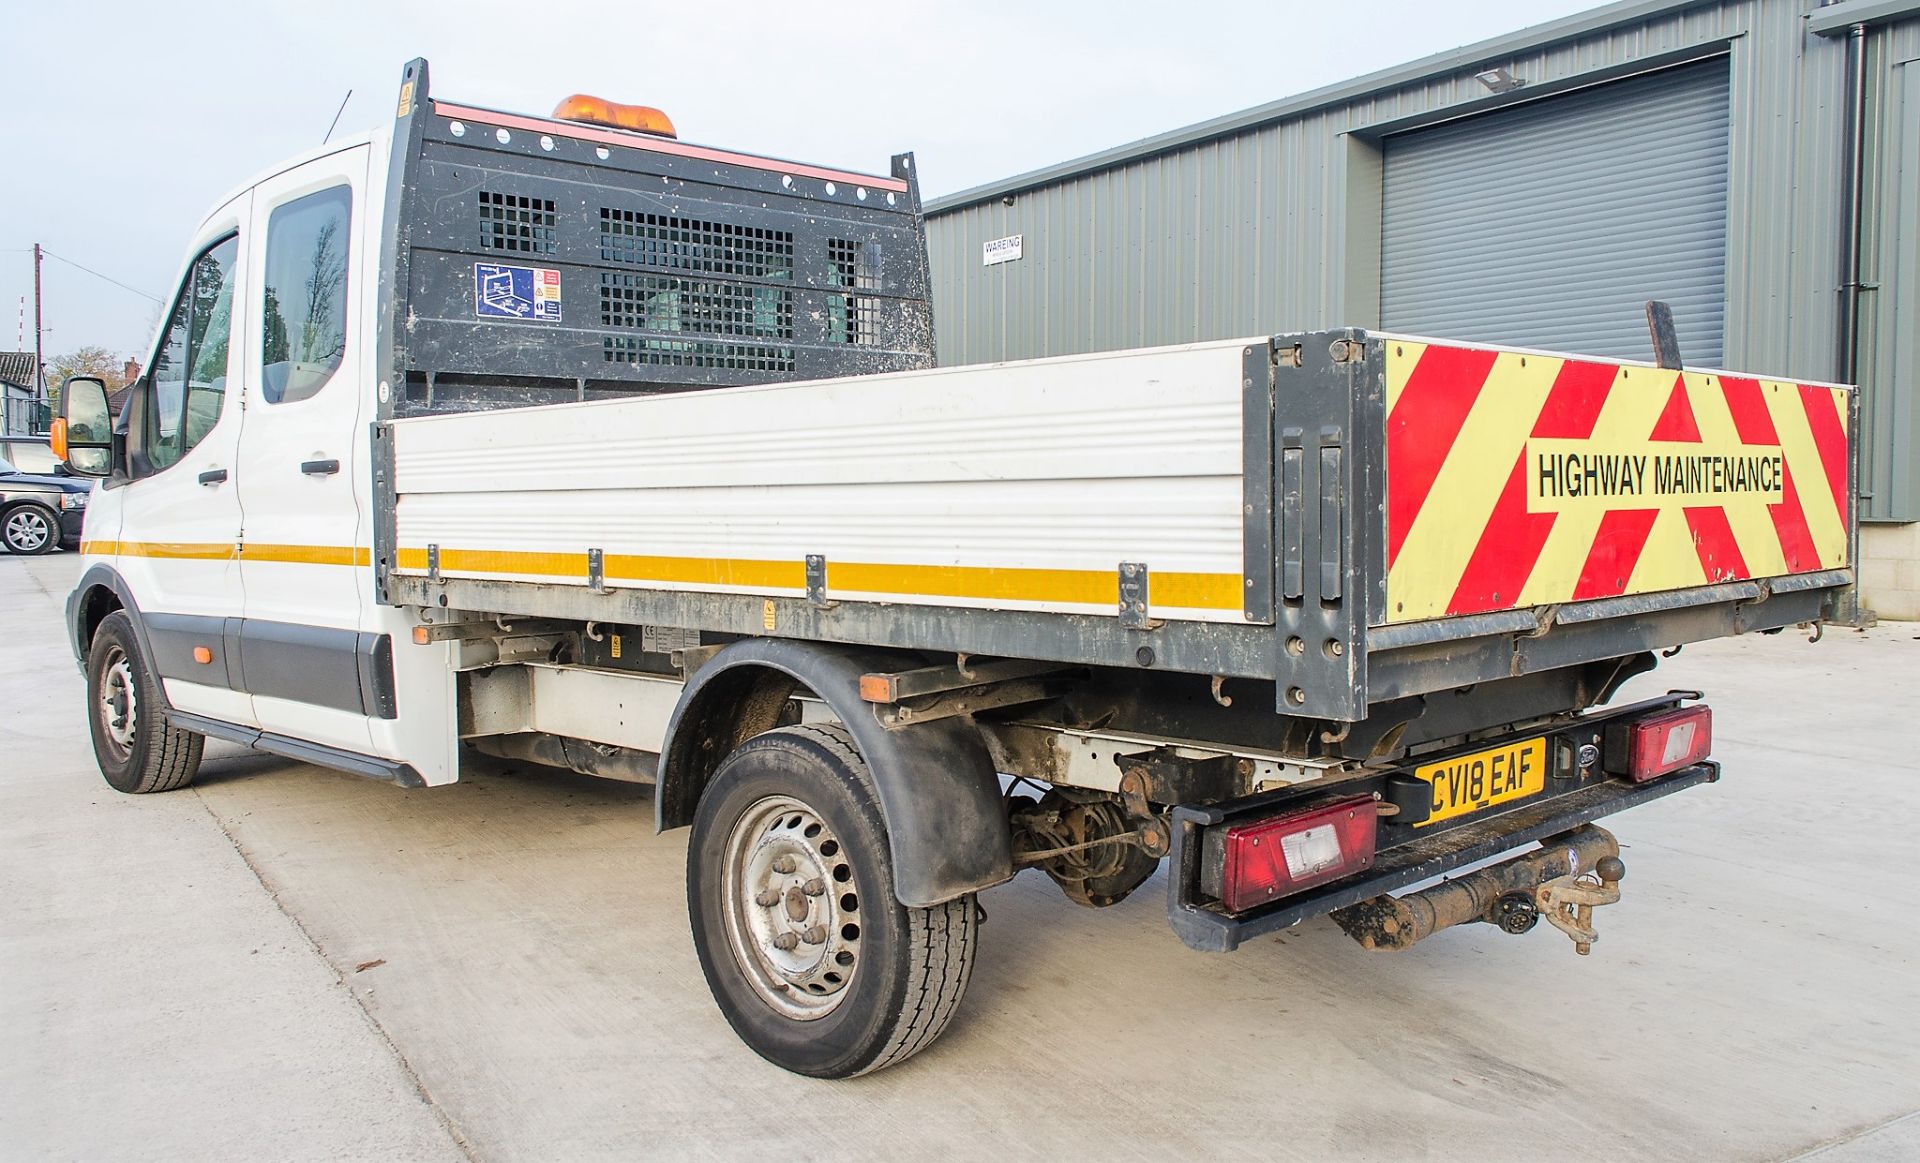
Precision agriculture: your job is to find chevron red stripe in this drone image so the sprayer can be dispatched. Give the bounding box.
[1573,508,1661,600]
[1800,383,1850,522]
[1684,505,1750,583]
[1772,466,1821,572]
[1386,345,1500,567]
[1444,358,1616,616]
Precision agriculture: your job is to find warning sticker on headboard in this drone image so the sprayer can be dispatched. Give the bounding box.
[474,262,562,321]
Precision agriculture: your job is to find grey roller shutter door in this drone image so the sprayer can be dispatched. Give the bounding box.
[1381,58,1730,365]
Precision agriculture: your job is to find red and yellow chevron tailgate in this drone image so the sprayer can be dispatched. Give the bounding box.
[1384,339,1852,625]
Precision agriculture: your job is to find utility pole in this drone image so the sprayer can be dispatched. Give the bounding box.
[32,243,45,402]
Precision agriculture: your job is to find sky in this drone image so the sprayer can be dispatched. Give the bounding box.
[1,0,1598,367]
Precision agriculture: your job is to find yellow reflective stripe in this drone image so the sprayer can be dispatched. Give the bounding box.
[394,546,1244,610]
[239,543,371,567]
[831,560,1238,609]
[81,540,368,566]
[82,540,237,560]
[608,553,803,590]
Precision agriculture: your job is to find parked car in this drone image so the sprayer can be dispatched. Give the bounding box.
[0,455,88,553]
[0,435,67,476]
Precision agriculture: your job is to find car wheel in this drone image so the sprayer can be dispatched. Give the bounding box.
[2,504,59,555]
[688,724,978,1078]
[85,611,204,794]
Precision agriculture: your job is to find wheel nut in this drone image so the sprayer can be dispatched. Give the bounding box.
[771,855,797,874]
[755,889,781,908]
[802,878,825,897]
[800,925,827,945]
[772,932,800,951]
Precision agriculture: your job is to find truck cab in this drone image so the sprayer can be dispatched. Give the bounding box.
[62,130,458,780]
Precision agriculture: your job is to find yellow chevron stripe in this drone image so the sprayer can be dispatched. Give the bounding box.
[1389,351,1562,621]
[1625,507,1708,594]
[1382,338,1430,416]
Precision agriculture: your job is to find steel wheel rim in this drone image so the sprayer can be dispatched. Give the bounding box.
[720,793,864,1020]
[97,645,137,762]
[5,509,50,552]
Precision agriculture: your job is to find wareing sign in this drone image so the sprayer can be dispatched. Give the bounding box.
[1527,439,1784,513]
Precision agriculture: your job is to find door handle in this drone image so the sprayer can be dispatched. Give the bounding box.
[300,459,341,476]
[197,468,228,486]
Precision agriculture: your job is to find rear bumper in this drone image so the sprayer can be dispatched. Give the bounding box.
[1167,760,1717,952]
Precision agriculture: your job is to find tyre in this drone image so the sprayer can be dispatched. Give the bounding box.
[688,724,978,1078]
[85,611,204,794]
[2,503,59,554]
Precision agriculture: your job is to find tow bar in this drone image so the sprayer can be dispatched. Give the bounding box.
[1330,825,1625,954]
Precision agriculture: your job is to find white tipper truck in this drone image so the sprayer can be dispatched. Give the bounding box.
[52,61,1861,1077]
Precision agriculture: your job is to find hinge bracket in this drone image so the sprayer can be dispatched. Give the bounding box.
[806,555,834,609]
[1118,561,1161,630]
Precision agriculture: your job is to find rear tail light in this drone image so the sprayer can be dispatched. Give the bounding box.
[1219,795,1376,913]
[1608,705,1712,782]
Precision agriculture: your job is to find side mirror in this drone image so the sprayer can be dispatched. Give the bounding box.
[55,375,114,478]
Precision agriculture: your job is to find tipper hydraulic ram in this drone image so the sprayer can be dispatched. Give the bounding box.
[55,58,1860,1078]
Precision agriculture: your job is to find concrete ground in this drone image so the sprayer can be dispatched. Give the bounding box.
[3,551,1916,1162]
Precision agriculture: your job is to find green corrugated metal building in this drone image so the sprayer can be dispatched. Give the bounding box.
[923,0,1920,617]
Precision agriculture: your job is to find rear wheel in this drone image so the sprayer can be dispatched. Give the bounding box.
[2,504,58,554]
[85,611,203,794]
[687,724,977,1078]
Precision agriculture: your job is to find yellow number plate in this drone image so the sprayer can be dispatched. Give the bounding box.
[1412,737,1547,827]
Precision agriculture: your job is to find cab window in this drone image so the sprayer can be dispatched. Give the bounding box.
[261,186,351,404]
[143,234,240,474]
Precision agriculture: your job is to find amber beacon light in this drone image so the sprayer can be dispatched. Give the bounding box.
[552,95,677,139]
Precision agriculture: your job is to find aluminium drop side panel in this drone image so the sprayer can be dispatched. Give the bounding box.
[1260,328,1856,714]
[1374,332,1855,626]
[388,338,1256,624]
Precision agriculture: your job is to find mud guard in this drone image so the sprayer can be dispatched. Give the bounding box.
[656,638,1014,908]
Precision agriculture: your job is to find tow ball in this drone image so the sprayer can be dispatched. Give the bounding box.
[1331,826,1626,954]
[1536,854,1626,955]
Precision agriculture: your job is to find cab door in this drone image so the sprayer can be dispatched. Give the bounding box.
[233,146,378,755]
[111,207,254,727]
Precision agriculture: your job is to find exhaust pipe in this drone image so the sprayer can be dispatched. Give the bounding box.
[1331,826,1621,952]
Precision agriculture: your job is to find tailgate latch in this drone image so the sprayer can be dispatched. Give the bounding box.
[1535,853,1626,955]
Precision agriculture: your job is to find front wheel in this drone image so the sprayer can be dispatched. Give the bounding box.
[2,504,59,554]
[687,724,978,1078]
[86,611,203,793]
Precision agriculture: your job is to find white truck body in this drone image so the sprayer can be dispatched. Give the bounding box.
[52,60,1859,1077]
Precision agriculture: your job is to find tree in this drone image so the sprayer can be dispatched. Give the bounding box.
[42,345,128,413]
[45,345,128,393]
